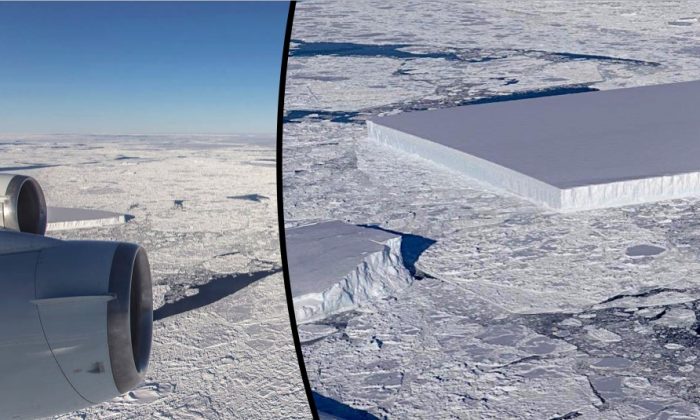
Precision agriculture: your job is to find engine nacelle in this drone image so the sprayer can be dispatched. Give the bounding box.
[0,175,153,419]
[0,174,47,235]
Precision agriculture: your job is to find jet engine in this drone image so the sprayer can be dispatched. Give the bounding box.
[0,174,153,419]
[0,173,47,235]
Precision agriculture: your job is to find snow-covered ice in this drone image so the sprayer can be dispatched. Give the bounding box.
[369,80,700,211]
[47,207,127,231]
[287,221,412,323]
[0,134,310,419]
[284,0,700,417]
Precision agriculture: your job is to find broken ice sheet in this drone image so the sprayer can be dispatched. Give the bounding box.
[286,0,700,417]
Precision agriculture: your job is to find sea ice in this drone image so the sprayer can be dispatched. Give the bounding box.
[0,134,310,419]
[285,0,700,417]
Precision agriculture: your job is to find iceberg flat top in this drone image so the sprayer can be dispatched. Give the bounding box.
[47,206,125,223]
[370,80,700,189]
[286,221,399,297]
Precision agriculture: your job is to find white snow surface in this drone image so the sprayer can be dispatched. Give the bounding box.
[368,80,700,211]
[47,207,126,231]
[286,221,399,297]
[0,135,310,419]
[284,0,700,418]
[288,221,412,324]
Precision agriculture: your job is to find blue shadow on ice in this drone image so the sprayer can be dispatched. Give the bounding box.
[360,225,436,277]
[289,40,660,67]
[290,39,460,61]
[542,50,660,66]
[313,392,380,420]
[459,84,598,106]
[0,163,58,171]
[284,110,361,124]
[283,85,598,124]
[227,193,269,202]
[154,269,280,321]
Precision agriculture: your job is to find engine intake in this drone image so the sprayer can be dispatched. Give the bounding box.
[107,242,153,393]
[0,174,47,235]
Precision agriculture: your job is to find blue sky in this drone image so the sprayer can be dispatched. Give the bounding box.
[0,2,289,135]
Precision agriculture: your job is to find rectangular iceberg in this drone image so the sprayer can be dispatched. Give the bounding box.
[368,80,700,211]
[286,221,409,323]
[286,221,399,297]
[47,207,127,231]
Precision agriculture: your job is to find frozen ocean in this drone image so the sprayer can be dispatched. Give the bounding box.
[284,1,700,418]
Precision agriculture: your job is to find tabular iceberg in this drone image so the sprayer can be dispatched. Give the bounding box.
[369,80,700,211]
